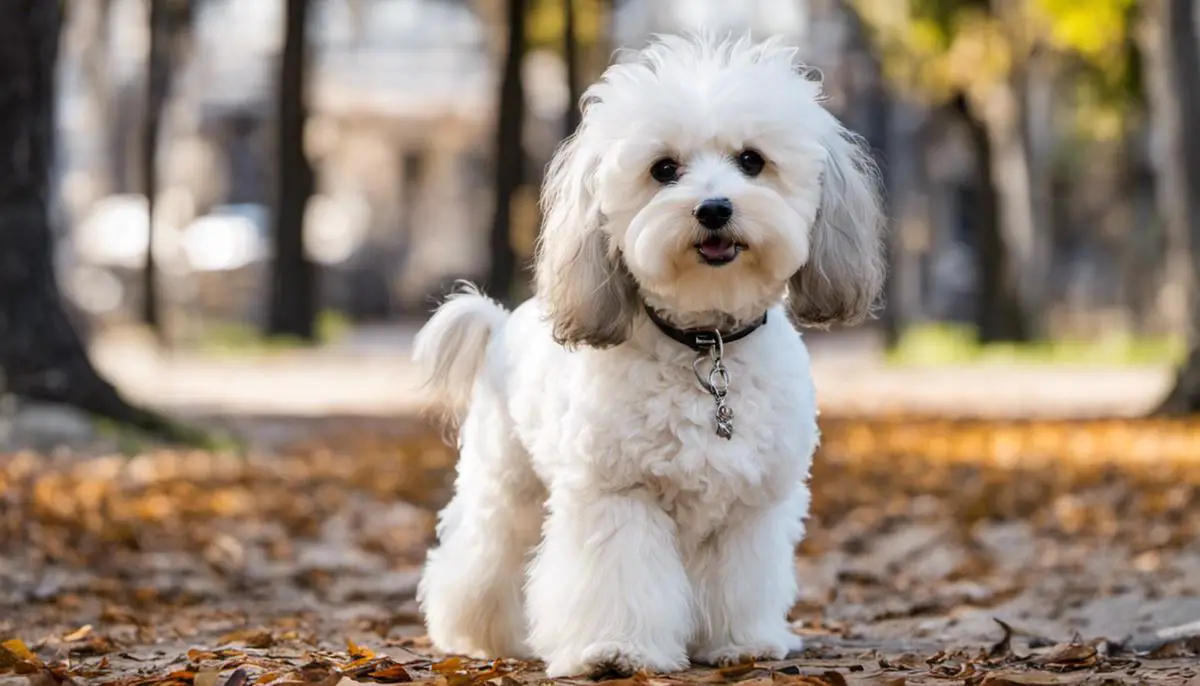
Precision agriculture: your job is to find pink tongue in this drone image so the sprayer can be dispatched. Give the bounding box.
[699,238,735,259]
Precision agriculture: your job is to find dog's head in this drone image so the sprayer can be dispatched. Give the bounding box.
[535,33,886,348]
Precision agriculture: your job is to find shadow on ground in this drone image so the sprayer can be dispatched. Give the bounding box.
[2,413,1200,685]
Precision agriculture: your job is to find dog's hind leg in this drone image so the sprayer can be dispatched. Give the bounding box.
[418,394,543,659]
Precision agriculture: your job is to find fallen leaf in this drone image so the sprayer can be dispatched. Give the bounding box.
[878,654,924,671]
[225,667,250,686]
[689,662,767,682]
[1142,636,1200,659]
[220,630,276,649]
[61,625,93,642]
[26,667,82,686]
[988,618,1014,658]
[347,638,375,660]
[979,674,1074,685]
[770,671,849,685]
[716,662,762,680]
[593,672,650,686]
[430,657,467,675]
[368,663,414,682]
[1033,642,1099,670]
[928,661,978,680]
[1,638,41,666]
[195,670,222,686]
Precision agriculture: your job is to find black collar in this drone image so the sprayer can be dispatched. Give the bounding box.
[644,305,768,352]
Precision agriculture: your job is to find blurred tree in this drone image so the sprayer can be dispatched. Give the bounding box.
[485,0,528,302]
[1148,0,1200,415]
[851,0,1137,343]
[142,0,193,341]
[835,0,898,345]
[266,0,318,341]
[0,0,190,437]
[563,0,581,137]
[526,0,607,54]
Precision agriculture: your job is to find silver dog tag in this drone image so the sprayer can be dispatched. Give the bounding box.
[692,331,735,439]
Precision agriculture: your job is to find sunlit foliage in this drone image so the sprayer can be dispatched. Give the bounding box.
[850,0,1141,140]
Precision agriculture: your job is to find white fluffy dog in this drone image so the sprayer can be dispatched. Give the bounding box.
[412,33,885,678]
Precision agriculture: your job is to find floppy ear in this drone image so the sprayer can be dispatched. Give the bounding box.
[788,125,886,327]
[534,125,639,348]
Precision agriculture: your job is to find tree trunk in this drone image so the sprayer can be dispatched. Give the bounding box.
[956,94,1031,343]
[141,0,168,337]
[563,0,581,138]
[78,0,116,200]
[838,0,897,345]
[1021,51,1058,327]
[0,0,181,435]
[975,79,1041,342]
[1153,0,1200,415]
[266,0,318,340]
[142,0,193,342]
[485,0,527,303]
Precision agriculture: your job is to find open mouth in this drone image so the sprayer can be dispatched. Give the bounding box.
[695,235,745,266]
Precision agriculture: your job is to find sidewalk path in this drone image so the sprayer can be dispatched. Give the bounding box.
[90,325,1174,419]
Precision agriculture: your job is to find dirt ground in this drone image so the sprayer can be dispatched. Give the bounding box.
[2,334,1199,685]
[3,408,1200,686]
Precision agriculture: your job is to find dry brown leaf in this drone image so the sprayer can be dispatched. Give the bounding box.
[464,662,510,683]
[593,672,651,686]
[224,667,250,686]
[712,662,762,680]
[768,671,848,685]
[1032,642,1098,670]
[979,674,1074,685]
[195,670,222,686]
[685,663,770,683]
[1142,636,1200,659]
[368,663,415,682]
[988,618,1014,658]
[878,654,924,671]
[864,677,906,686]
[61,625,93,642]
[66,655,111,679]
[219,630,276,649]
[927,661,978,680]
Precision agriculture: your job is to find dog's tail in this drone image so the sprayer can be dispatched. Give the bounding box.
[412,282,510,420]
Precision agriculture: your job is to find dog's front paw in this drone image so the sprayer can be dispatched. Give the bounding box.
[545,641,688,678]
[692,633,802,667]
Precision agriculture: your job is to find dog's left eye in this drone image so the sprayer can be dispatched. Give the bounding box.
[736,149,766,177]
[649,158,680,184]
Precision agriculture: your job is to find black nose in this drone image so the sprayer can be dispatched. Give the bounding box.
[693,197,733,230]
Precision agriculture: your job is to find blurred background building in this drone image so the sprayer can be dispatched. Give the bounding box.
[41,0,1198,382]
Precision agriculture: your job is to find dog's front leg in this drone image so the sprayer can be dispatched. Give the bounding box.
[688,489,808,666]
[526,490,692,678]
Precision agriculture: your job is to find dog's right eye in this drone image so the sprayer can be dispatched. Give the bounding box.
[649,158,680,184]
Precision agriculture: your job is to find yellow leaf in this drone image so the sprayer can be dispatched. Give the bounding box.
[346,638,375,659]
[0,639,41,667]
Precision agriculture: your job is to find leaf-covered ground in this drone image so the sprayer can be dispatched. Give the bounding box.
[3,413,1200,686]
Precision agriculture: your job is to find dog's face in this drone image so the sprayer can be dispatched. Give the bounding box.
[535,34,885,348]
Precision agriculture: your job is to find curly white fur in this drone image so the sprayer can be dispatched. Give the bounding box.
[415,33,885,678]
